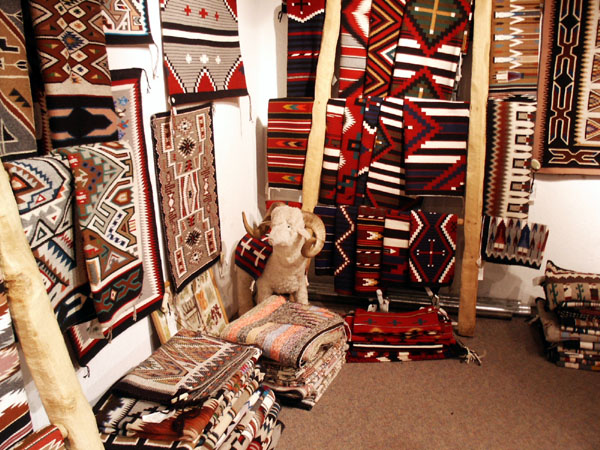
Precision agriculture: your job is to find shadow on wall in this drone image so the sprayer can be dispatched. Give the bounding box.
[478,262,534,303]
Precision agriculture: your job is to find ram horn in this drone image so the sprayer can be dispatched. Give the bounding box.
[301,211,326,258]
[242,201,285,238]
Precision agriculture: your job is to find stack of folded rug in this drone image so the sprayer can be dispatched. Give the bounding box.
[220,295,348,409]
[344,306,478,363]
[536,261,600,371]
[95,329,285,449]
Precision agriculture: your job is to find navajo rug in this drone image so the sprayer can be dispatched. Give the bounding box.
[409,210,457,286]
[354,206,386,293]
[235,233,273,279]
[336,96,366,205]
[12,425,66,450]
[338,0,372,97]
[313,205,336,276]
[403,97,469,196]
[389,0,472,100]
[483,98,535,219]
[362,0,406,97]
[318,98,346,205]
[380,209,410,287]
[113,329,262,406]
[28,0,118,148]
[481,216,549,269]
[354,96,383,203]
[159,0,248,105]
[333,205,358,295]
[151,103,221,293]
[0,0,37,161]
[266,98,313,194]
[286,0,326,97]
[489,0,542,93]
[4,154,93,331]
[543,261,600,311]
[102,0,153,45]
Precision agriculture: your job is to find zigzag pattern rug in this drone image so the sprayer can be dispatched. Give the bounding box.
[355,206,386,293]
[362,0,406,97]
[484,98,535,219]
[409,210,457,286]
[28,0,118,148]
[319,98,346,205]
[160,0,248,105]
[102,0,153,45]
[389,0,471,100]
[533,0,600,174]
[403,97,469,196]
[381,209,410,287]
[338,0,372,97]
[152,104,220,293]
[0,0,37,161]
[286,0,326,97]
[333,205,357,295]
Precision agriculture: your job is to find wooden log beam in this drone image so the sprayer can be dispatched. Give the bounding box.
[0,163,103,449]
[301,0,342,213]
[457,0,492,336]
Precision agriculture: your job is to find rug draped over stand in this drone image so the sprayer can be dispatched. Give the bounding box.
[354,206,386,293]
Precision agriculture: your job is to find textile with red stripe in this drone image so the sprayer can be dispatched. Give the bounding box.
[389,0,472,100]
[333,205,358,295]
[318,98,346,205]
[354,206,386,293]
[354,97,383,203]
[338,0,372,97]
[286,0,326,97]
[364,97,408,209]
[403,98,469,196]
[409,210,457,286]
[363,0,406,97]
[314,205,337,276]
[235,233,273,279]
[336,96,366,205]
[380,209,410,287]
[266,98,313,193]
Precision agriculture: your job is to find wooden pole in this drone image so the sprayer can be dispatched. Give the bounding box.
[457,0,492,336]
[0,163,103,449]
[301,0,342,213]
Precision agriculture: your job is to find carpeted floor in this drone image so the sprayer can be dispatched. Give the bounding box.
[276,313,600,449]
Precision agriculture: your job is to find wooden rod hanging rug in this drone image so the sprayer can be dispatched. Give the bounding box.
[0,163,103,449]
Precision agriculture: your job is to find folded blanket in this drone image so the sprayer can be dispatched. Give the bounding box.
[220,296,345,368]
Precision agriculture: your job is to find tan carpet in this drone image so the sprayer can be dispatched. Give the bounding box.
[276,314,600,449]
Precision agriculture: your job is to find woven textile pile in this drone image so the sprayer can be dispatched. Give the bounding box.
[95,329,284,449]
[220,296,348,409]
[536,261,600,372]
[344,305,477,363]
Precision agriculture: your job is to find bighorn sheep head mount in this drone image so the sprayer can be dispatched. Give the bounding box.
[242,202,325,304]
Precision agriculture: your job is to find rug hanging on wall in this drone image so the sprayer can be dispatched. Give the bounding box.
[319,98,346,204]
[0,0,37,161]
[333,205,358,295]
[159,0,248,105]
[338,0,372,97]
[408,210,457,286]
[354,206,386,293]
[483,98,535,219]
[380,209,410,287]
[354,97,383,203]
[389,0,471,100]
[4,154,93,331]
[533,0,600,174]
[68,69,165,365]
[336,96,366,205]
[102,0,153,45]
[403,97,469,196]
[314,205,337,276]
[285,0,326,97]
[28,0,118,148]
[151,103,221,293]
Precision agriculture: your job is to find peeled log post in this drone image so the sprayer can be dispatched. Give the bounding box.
[457,0,492,337]
[0,163,103,449]
[301,0,342,213]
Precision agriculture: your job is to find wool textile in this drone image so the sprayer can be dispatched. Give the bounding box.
[286,0,326,97]
[235,233,273,279]
[543,261,600,311]
[313,205,337,275]
[4,154,92,331]
[0,0,37,161]
[533,0,600,173]
[102,0,153,45]
[151,103,221,293]
[338,0,372,97]
[483,98,535,219]
[354,97,383,203]
[403,97,469,196]
[11,425,66,450]
[159,0,247,105]
[318,98,346,204]
[380,209,410,287]
[389,0,471,100]
[409,210,457,286]
[336,96,366,205]
[333,205,357,295]
[354,206,386,293]
[28,0,118,148]
[220,295,345,368]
